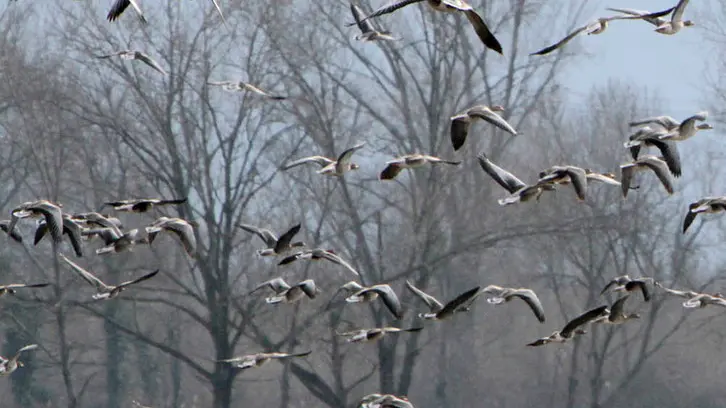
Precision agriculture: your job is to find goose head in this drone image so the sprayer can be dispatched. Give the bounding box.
[697,123,713,130]
[490,105,505,112]
[627,313,641,320]
[350,163,361,170]
[684,20,695,27]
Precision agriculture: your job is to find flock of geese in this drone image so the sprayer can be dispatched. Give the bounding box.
[4,0,723,407]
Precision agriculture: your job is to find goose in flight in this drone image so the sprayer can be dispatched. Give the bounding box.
[477,152,556,205]
[657,282,726,309]
[337,326,423,343]
[282,143,366,176]
[237,223,305,256]
[7,200,63,244]
[102,197,187,213]
[683,197,726,233]
[655,282,700,301]
[657,112,712,142]
[620,155,674,198]
[278,248,360,276]
[248,278,319,304]
[71,212,124,235]
[350,4,398,42]
[146,217,197,255]
[0,344,37,376]
[60,254,158,300]
[405,281,480,320]
[629,111,709,135]
[0,283,50,297]
[379,154,460,180]
[526,305,608,347]
[34,215,86,258]
[95,228,150,255]
[345,283,404,319]
[600,275,654,301]
[0,220,23,243]
[348,0,503,54]
[479,285,545,323]
[450,105,516,151]
[218,351,311,369]
[207,81,287,100]
[593,295,640,325]
[530,10,673,55]
[638,0,694,35]
[96,51,167,76]
[623,126,682,177]
[106,0,146,23]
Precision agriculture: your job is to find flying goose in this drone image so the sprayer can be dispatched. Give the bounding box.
[248,278,319,304]
[379,154,460,180]
[218,351,312,369]
[350,4,398,42]
[682,293,726,309]
[34,215,86,258]
[60,254,158,300]
[623,126,682,177]
[526,305,608,347]
[530,11,673,55]
[106,0,146,23]
[345,283,404,319]
[405,281,480,320]
[95,228,149,255]
[477,152,556,205]
[282,143,366,176]
[655,282,700,300]
[337,326,423,343]
[7,200,63,244]
[278,248,360,276]
[348,0,503,54]
[96,51,167,76]
[620,155,674,197]
[237,223,305,256]
[0,283,50,297]
[657,112,712,142]
[639,0,694,35]
[593,295,640,325]
[600,275,654,301]
[536,166,589,201]
[0,344,37,376]
[207,81,287,100]
[683,197,726,233]
[103,197,187,213]
[0,220,23,243]
[479,285,545,323]
[450,105,516,151]
[146,217,197,255]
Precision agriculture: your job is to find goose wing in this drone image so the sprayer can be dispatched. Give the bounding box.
[296,280,318,298]
[466,106,517,135]
[60,254,110,291]
[107,0,147,23]
[619,164,636,197]
[379,162,404,180]
[63,218,85,258]
[508,289,546,323]
[3,283,50,289]
[134,52,167,76]
[437,286,481,318]
[319,250,360,276]
[628,115,680,130]
[449,114,472,151]
[30,202,63,244]
[609,295,630,317]
[351,3,376,34]
[625,280,650,301]
[606,7,671,26]
[161,218,197,255]
[274,223,302,252]
[405,280,444,312]
[560,305,608,337]
[647,139,681,177]
[117,269,159,289]
[476,152,527,194]
[265,350,312,360]
[464,10,503,54]
[641,157,674,194]
[368,284,404,319]
[672,0,690,23]
[682,205,699,233]
[563,166,588,200]
[530,24,590,56]
[346,0,425,26]
[241,83,287,100]
[336,142,366,171]
[237,224,278,247]
[33,221,49,246]
[282,156,335,170]
[250,278,290,294]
